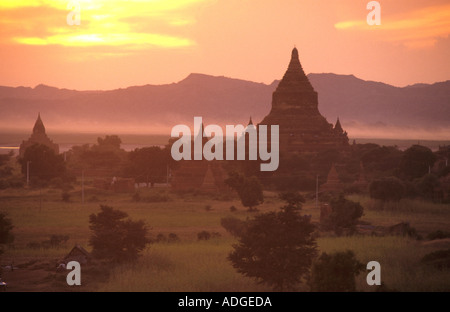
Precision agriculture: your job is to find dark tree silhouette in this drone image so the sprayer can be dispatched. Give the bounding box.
[399,145,436,180]
[96,135,122,150]
[19,144,66,182]
[323,194,364,235]
[311,250,365,292]
[228,192,317,290]
[225,172,263,211]
[124,146,171,186]
[0,212,14,256]
[89,205,150,262]
[415,173,441,200]
[369,176,405,202]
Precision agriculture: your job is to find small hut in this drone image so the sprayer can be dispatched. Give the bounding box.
[63,245,91,265]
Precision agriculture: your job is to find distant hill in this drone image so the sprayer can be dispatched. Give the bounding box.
[0,73,449,139]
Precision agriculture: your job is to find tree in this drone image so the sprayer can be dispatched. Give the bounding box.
[220,216,246,237]
[0,212,14,256]
[124,146,171,187]
[89,205,150,262]
[228,192,317,290]
[399,145,436,180]
[369,176,405,202]
[19,144,66,183]
[67,135,127,173]
[323,194,364,235]
[225,172,263,211]
[414,173,440,200]
[310,250,365,292]
[96,135,122,150]
[359,144,403,176]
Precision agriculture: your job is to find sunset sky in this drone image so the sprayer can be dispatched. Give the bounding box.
[0,0,449,90]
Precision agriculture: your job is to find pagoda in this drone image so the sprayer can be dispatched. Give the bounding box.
[19,113,59,157]
[259,47,349,155]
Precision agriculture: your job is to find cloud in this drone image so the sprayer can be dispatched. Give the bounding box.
[0,0,209,52]
[334,3,450,49]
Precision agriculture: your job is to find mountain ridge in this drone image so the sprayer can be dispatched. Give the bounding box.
[0,73,449,138]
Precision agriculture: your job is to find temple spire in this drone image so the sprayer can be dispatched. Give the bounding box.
[33,112,46,134]
[291,47,299,60]
[334,117,343,133]
[275,47,315,94]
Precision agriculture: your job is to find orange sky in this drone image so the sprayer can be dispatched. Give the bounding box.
[0,0,449,90]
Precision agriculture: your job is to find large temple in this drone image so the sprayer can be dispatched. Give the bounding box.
[170,47,350,190]
[19,113,59,157]
[259,47,349,155]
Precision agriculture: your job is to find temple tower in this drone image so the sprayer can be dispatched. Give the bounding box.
[259,48,349,155]
[19,113,59,157]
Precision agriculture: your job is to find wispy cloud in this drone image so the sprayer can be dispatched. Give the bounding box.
[334,4,450,49]
[0,0,208,52]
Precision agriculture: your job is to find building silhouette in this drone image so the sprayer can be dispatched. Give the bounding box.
[258,47,349,155]
[19,113,59,157]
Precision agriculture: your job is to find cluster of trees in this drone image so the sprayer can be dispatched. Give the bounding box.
[321,194,364,235]
[9,135,177,188]
[234,141,448,204]
[369,144,448,203]
[19,144,72,187]
[241,142,447,203]
[0,151,24,189]
[0,212,14,258]
[225,172,264,211]
[89,205,150,262]
[223,192,366,291]
[67,135,127,174]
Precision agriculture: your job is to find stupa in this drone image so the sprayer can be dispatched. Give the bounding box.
[19,113,59,157]
[259,47,349,155]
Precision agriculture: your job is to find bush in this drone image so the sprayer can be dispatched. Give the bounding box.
[88,196,100,203]
[132,192,141,202]
[229,205,237,212]
[49,234,69,248]
[26,234,69,250]
[142,193,169,203]
[225,172,264,211]
[221,217,246,237]
[50,177,64,188]
[89,205,150,262]
[322,194,364,235]
[197,231,211,240]
[26,241,41,249]
[168,233,180,243]
[155,233,166,243]
[311,250,365,292]
[426,230,450,240]
[204,205,212,211]
[369,177,405,202]
[414,174,441,200]
[0,212,14,256]
[0,179,9,190]
[421,249,450,270]
[61,191,71,202]
[399,145,436,180]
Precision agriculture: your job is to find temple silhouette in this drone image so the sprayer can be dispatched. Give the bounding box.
[19,113,59,158]
[258,47,349,155]
[171,47,351,191]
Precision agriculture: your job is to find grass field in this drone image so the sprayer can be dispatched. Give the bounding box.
[1,185,450,292]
